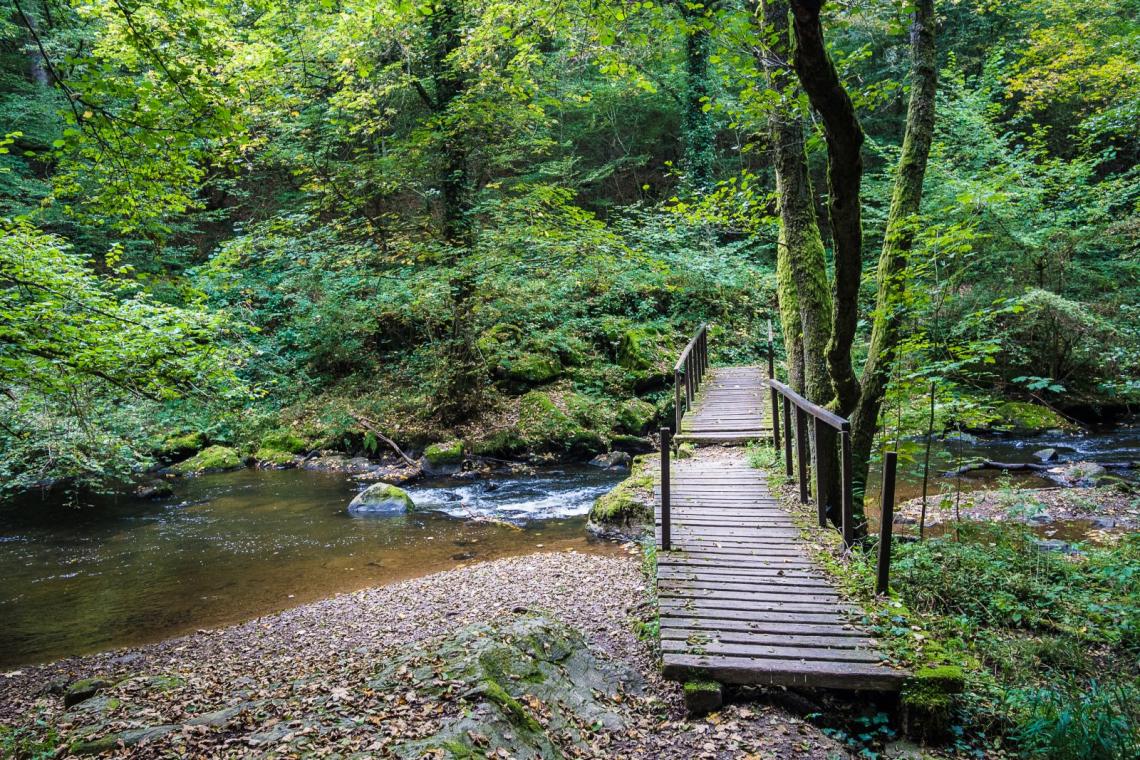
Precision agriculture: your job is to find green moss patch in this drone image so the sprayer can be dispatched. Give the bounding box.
[424,439,465,466]
[172,445,243,475]
[587,454,654,536]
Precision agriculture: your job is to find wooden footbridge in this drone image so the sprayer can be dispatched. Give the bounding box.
[655,325,906,691]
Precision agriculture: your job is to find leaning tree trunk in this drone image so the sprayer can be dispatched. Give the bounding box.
[788,0,865,416]
[847,0,938,500]
[758,0,833,405]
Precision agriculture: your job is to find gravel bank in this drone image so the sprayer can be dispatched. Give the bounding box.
[1,550,851,758]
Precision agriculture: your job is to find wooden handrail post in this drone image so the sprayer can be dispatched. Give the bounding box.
[768,321,779,449]
[795,407,809,504]
[782,396,793,479]
[674,369,683,435]
[661,427,672,552]
[876,451,898,595]
[813,418,830,528]
[840,430,854,550]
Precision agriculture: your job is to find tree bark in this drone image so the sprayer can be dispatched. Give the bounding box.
[758,0,833,404]
[788,0,865,415]
[680,5,716,191]
[849,0,938,499]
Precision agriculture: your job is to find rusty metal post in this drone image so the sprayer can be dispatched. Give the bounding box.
[876,451,898,594]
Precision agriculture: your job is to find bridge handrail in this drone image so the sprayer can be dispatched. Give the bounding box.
[767,369,855,551]
[673,323,708,434]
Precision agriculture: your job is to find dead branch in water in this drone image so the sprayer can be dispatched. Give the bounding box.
[350,413,419,468]
[944,460,1138,476]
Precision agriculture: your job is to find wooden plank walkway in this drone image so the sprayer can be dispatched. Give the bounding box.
[656,367,906,691]
[676,366,770,444]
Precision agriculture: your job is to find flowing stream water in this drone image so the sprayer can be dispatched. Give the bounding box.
[0,466,624,668]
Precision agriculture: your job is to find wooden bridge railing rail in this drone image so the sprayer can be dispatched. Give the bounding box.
[768,378,856,550]
[673,323,708,435]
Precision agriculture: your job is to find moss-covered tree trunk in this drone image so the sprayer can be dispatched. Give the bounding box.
[759,0,833,404]
[427,0,482,422]
[680,4,716,191]
[848,0,937,498]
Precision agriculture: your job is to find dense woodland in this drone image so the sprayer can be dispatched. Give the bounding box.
[2,0,1137,496]
[2,2,1140,758]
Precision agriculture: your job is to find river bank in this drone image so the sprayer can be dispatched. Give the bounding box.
[0,551,854,759]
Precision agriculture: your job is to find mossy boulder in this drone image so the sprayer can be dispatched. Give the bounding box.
[156,431,205,461]
[348,482,414,513]
[617,327,668,372]
[616,398,656,435]
[373,614,642,758]
[64,678,114,708]
[172,445,243,475]
[503,353,562,384]
[478,323,563,385]
[516,391,605,455]
[424,439,465,466]
[587,454,654,539]
[992,401,1074,434]
[259,431,308,454]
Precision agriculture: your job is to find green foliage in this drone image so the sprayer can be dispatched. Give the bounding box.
[894,525,1140,753]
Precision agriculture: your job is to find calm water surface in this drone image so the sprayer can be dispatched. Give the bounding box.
[0,467,624,668]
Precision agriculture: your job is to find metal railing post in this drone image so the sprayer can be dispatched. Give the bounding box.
[660,427,672,551]
[876,451,898,594]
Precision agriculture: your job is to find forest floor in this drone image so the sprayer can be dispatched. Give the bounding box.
[0,551,866,759]
[895,485,1140,533]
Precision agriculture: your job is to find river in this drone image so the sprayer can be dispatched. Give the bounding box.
[0,466,624,668]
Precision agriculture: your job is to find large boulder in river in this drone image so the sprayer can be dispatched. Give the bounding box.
[172,445,243,475]
[422,439,465,474]
[348,482,414,513]
[1047,462,1107,487]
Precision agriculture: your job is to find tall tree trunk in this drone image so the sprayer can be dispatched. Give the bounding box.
[680,5,715,191]
[848,0,938,498]
[788,0,865,415]
[758,0,833,404]
[428,0,481,422]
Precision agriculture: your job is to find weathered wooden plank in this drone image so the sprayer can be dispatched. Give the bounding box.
[662,655,907,691]
[658,618,867,638]
[661,640,886,664]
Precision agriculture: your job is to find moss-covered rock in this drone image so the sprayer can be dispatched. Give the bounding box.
[172,445,243,475]
[616,398,656,435]
[478,324,563,385]
[992,401,1075,434]
[259,431,308,454]
[64,678,114,708]
[374,613,642,758]
[587,454,654,539]
[617,327,668,372]
[348,482,414,513]
[503,353,561,384]
[156,431,205,460]
[254,447,299,467]
[424,439,465,466]
[516,391,605,455]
